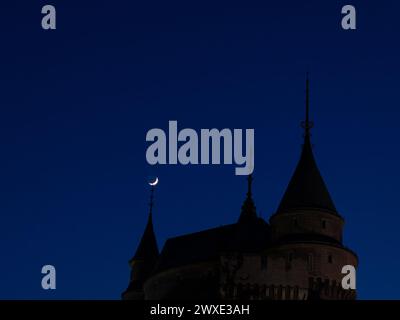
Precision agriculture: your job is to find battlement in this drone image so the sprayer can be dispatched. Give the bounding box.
[308,277,356,300]
[221,277,356,300]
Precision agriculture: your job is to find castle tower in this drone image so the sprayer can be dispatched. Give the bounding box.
[270,76,343,242]
[122,185,159,300]
[121,78,358,301]
[267,75,358,299]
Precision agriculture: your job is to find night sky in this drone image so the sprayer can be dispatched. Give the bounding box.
[0,0,399,299]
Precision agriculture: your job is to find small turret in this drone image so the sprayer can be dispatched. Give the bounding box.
[238,174,258,224]
[122,184,159,300]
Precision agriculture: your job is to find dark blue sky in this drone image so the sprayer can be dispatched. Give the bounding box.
[0,0,399,299]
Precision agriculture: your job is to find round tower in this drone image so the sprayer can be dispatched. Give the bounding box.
[267,75,358,299]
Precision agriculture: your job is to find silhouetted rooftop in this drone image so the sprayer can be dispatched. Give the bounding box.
[153,219,270,274]
[131,213,159,262]
[276,135,340,216]
[238,174,258,224]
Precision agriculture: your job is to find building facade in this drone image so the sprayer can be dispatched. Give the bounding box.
[122,79,358,300]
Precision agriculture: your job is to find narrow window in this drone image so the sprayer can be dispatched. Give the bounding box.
[308,253,314,272]
[293,218,298,227]
[328,255,333,263]
[261,256,268,269]
[286,251,294,270]
[322,220,327,229]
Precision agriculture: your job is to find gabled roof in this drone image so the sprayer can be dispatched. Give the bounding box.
[151,175,270,275]
[153,218,270,274]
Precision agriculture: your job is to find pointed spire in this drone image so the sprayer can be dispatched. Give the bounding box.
[132,183,159,261]
[301,73,314,138]
[149,184,155,216]
[238,174,258,223]
[276,76,339,216]
[123,182,160,300]
[247,173,253,198]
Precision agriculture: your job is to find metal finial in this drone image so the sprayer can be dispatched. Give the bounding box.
[149,185,155,216]
[147,177,158,216]
[301,73,314,136]
[247,174,253,198]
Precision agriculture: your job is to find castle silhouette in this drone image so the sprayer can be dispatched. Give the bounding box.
[122,77,358,300]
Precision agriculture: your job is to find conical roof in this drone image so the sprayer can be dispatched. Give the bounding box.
[238,174,258,223]
[276,75,339,216]
[132,213,159,261]
[276,134,338,215]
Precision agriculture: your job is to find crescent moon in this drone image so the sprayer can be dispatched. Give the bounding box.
[149,177,159,186]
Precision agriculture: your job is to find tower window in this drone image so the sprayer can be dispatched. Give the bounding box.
[261,255,268,269]
[293,218,298,227]
[308,254,314,272]
[322,220,327,229]
[328,255,333,263]
[286,252,294,270]
[287,252,294,269]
